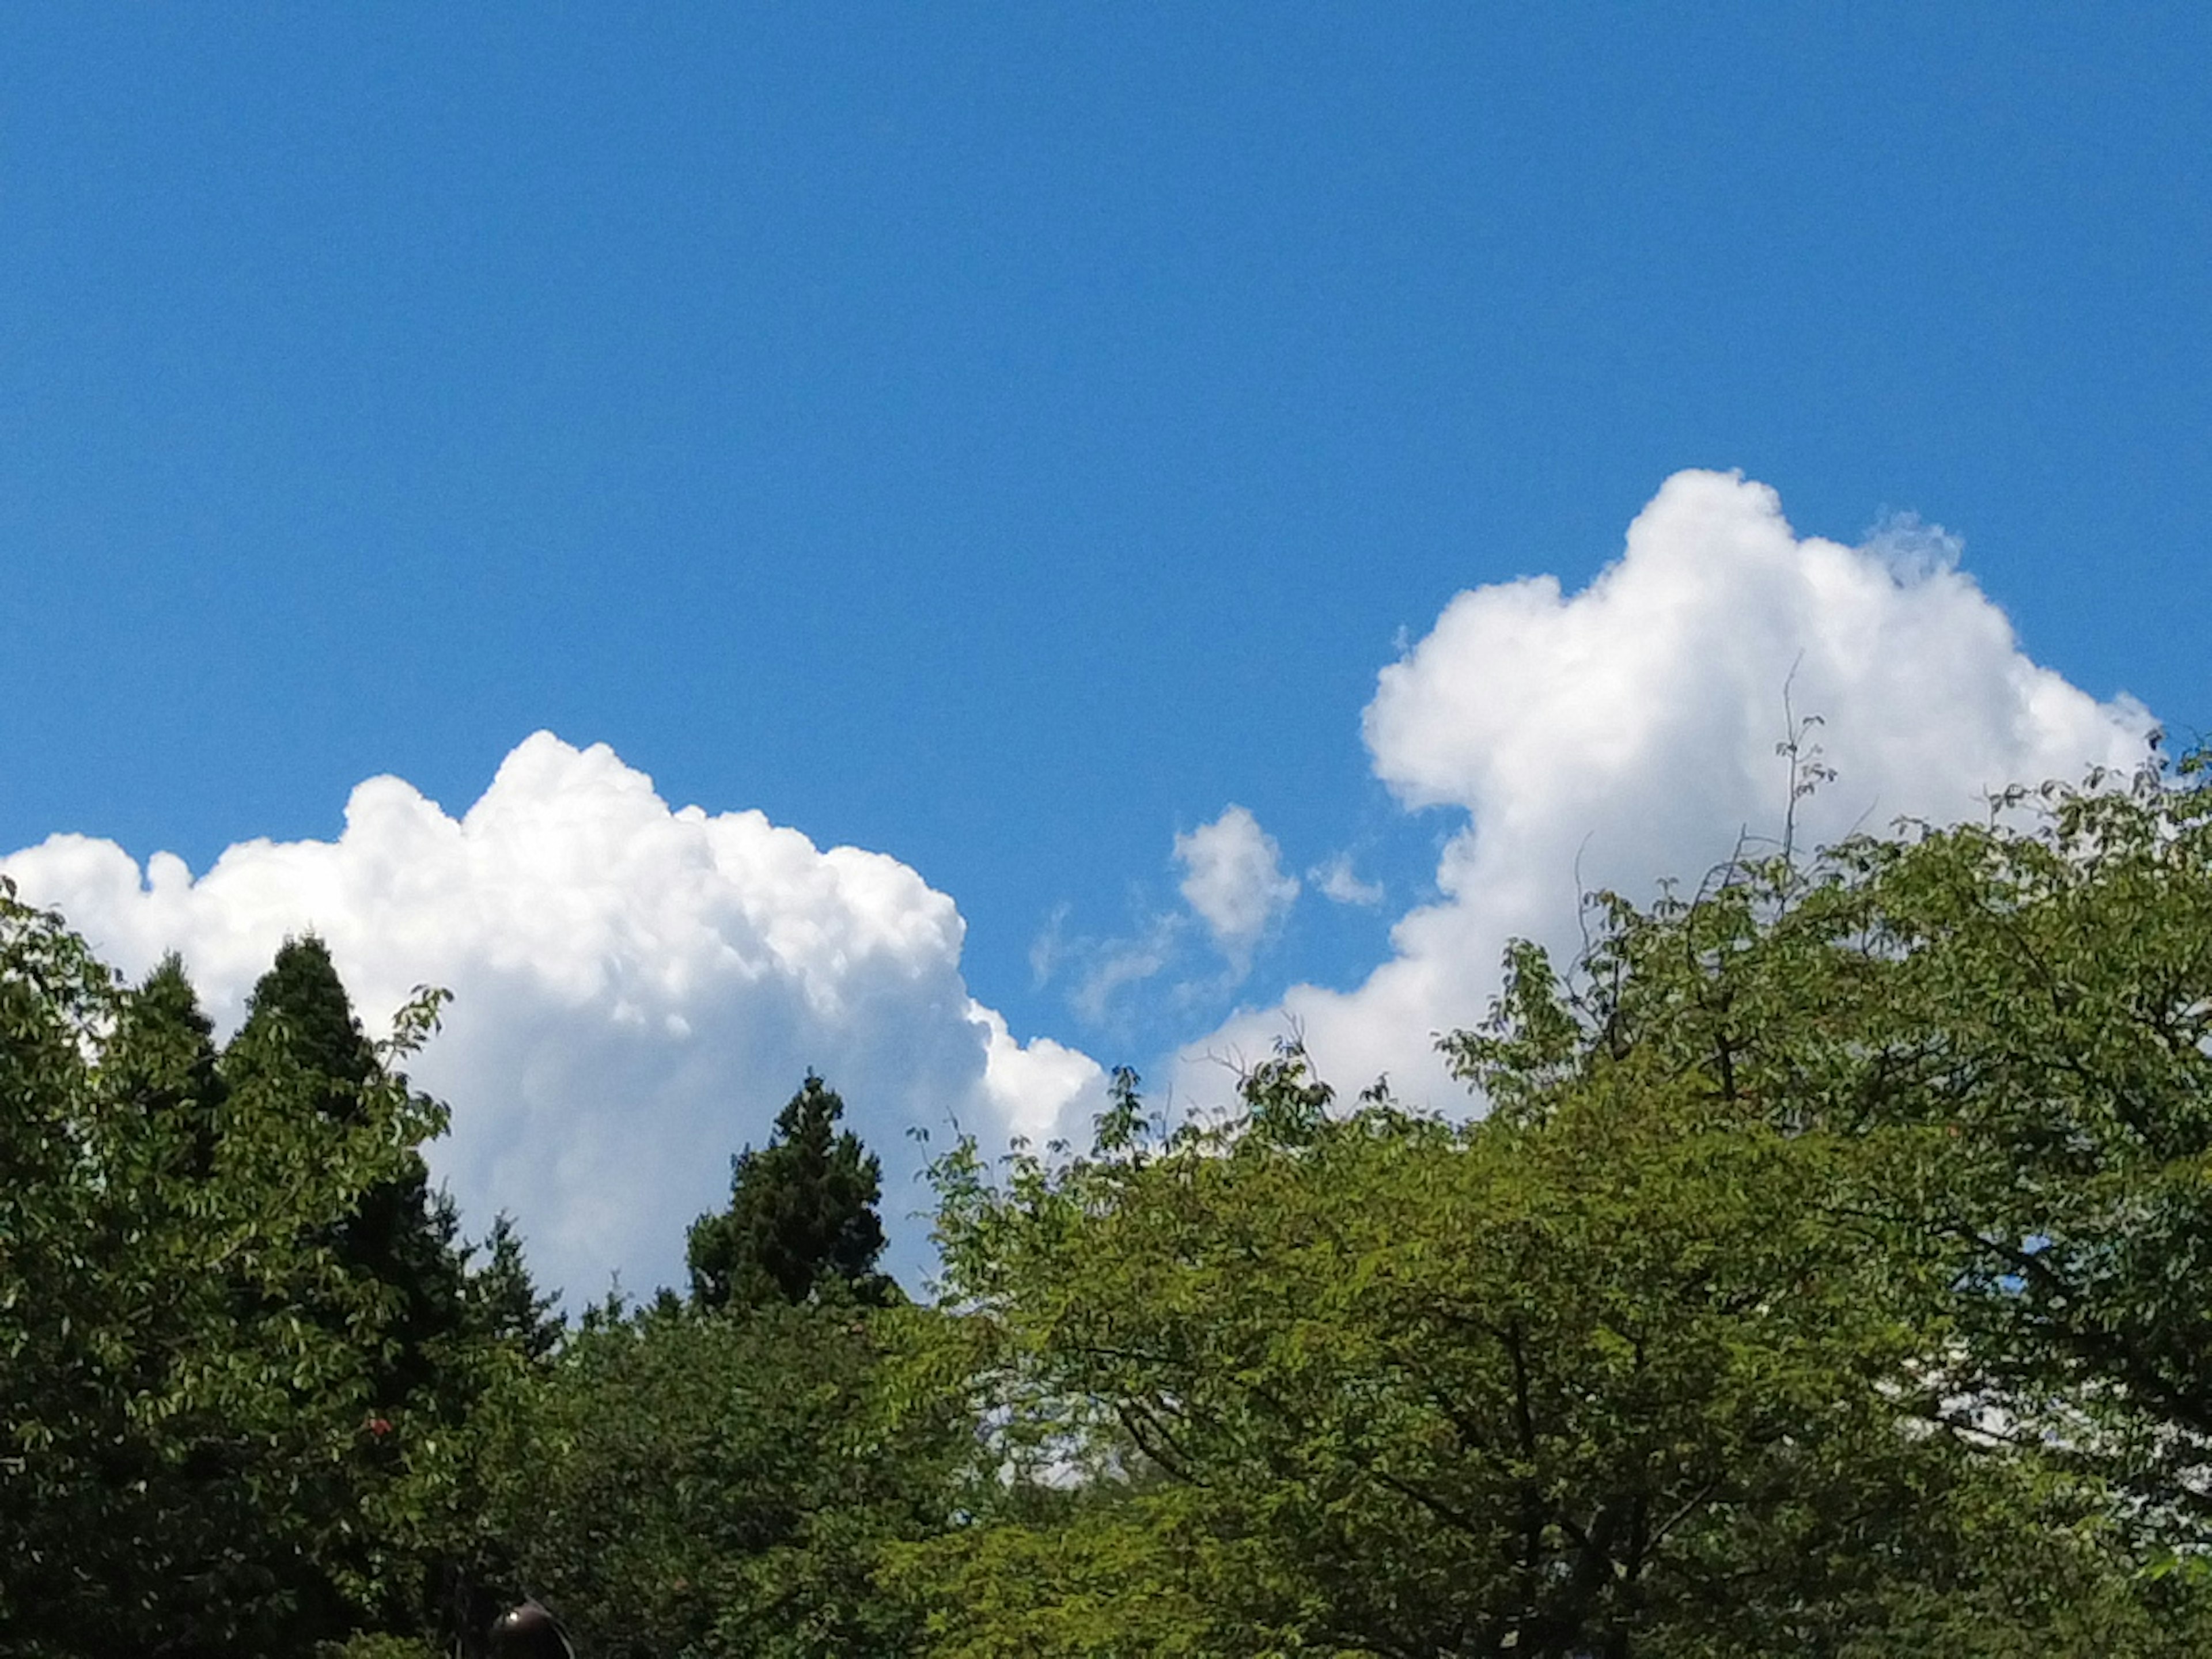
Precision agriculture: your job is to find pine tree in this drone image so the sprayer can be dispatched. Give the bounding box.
[233,933,376,1115]
[687,1074,896,1311]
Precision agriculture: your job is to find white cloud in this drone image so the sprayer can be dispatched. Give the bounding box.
[1183,469,2155,1113]
[1310,852,1385,907]
[1173,805,1299,968]
[1,733,1103,1303]
[1069,915,1181,1025]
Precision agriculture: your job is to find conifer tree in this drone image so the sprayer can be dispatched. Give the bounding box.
[234,933,377,1114]
[687,1074,896,1310]
[104,952,225,1176]
[470,1212,565,1362]
[229,935,471,1410]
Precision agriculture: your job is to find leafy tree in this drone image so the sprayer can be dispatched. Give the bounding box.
[481,1297,964,1659]
[917,834,2212,1659]
[0,885,455,1657]
[687,1074,896,1311]
[1449,756,2212,1558]
[230,936,471,1403]
[219,937,494,1639]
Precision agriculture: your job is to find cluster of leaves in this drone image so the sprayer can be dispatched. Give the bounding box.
[461,1075,962,1659]
[0,897,959,1659]
[479,1294,962,1659]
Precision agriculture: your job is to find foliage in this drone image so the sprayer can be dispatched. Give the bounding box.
[921,1049,2021,1654]
[1449,757,2212,1537]
[22,755,2212,1657]
[687,1074,897,1312]
[0,888,454,1656]
[480,1295,964,1658]
[911,757,2212,1655]
[232,937,473,1414]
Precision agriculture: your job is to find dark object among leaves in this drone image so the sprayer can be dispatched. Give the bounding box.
[489,1600,575,1659]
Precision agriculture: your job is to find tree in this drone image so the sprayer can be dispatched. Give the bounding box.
[914,748,2212,1659]
[1447,756,2212,1555]
[104,951,225,1175]
[0,886,456,1657]
[469,1213,565,1364]
[228,937,472,1411]
[687,1074,896,1312]
[215,937,495,1644]
[921,1045,2125,1656]
[233,933,379,1108]
[480,1297,964,1659]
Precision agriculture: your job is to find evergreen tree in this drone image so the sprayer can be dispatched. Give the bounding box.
[104,952,225,1176]
[234,933,377,1115]
[228,936,469,1406]
[687,1074,895,1311]
[469,1213,565,1363]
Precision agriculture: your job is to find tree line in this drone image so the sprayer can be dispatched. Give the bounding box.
[11,756,2212,1654]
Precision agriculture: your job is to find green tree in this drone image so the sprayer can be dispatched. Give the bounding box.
[469,1213,565,1363]
[915,786,2212,1659]
[0,885,456,1657]
[228,937,472,1409]
[918,1048,2044,1655]
[687,1074,896,1311]
[105,952,226,1175]
[234,933,379,1105]
[221,937,491,1641]
[374,1212,567,1659]
[1448,756,2212,1557]
[481,1297,963,1659]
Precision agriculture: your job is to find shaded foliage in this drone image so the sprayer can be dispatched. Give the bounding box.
[0,887,455,1656]
[480,1295,964,1659]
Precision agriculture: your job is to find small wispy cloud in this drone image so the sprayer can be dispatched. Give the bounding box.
[1039,806,1305,1031]
[1070,915,1183,1025]
[1861,509,1963,582]
[1029,902,1071,988]
[1309,852,1384,907]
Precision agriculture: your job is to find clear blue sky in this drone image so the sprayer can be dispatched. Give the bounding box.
[5,4,2206,1075]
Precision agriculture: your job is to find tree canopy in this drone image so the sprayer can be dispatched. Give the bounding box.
[17,757,2212,1656]
[907,759,2212,1656]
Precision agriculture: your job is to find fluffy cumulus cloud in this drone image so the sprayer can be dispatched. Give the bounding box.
[1173,805,1300,968]
[0,734,1101,1302]
[1187,469,2156,1111]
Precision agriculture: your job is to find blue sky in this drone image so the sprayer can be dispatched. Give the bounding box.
[3,7,2206,1296]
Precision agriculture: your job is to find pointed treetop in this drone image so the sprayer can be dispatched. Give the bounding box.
[233,935,378,1111]
[687,1073,895,1312]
